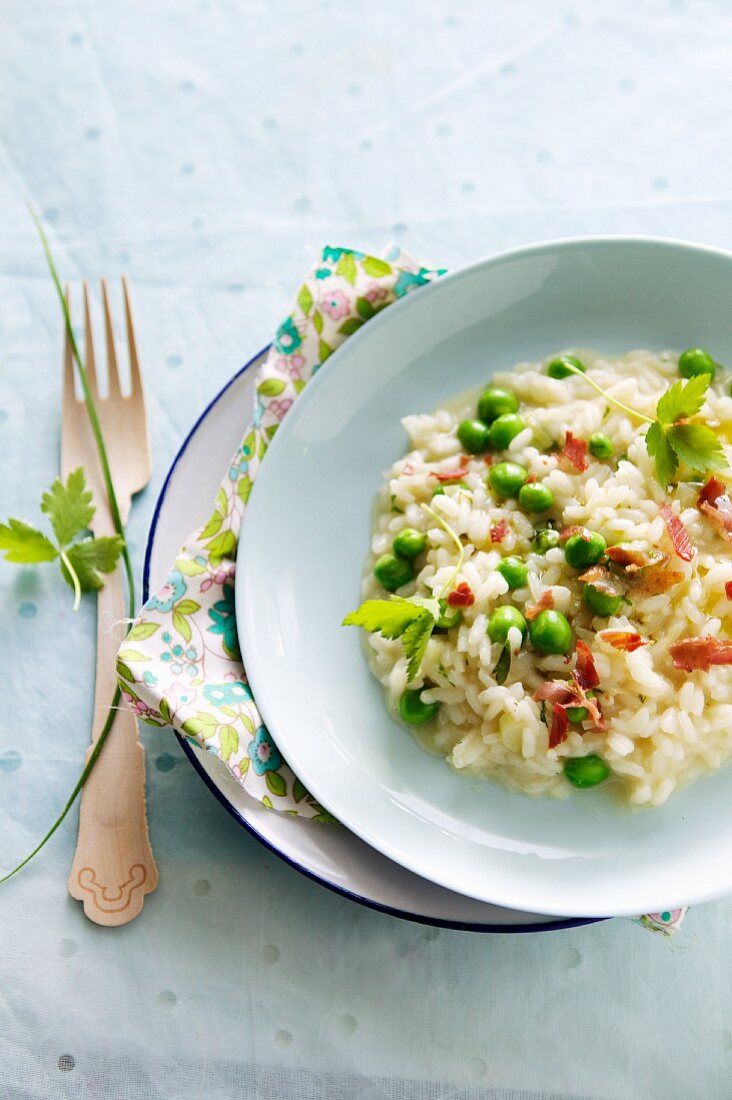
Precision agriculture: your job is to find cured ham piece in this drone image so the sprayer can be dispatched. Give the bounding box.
[574,640,600,690]
[697,477,732,543]
[561,431,589,473]
[599,630,647,652]
[525,590,555,620]
[659,503,694,561]
[669,636,732,671]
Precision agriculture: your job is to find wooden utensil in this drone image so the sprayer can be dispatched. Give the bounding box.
[61,278,158,925]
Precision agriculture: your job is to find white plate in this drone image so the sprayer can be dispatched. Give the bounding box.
[238,238,732,918]
[144,348,599,931]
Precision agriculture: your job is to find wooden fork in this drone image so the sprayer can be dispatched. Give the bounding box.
[62,278,158,925]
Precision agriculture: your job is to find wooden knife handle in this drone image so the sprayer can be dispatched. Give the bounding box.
[68,566,158,925]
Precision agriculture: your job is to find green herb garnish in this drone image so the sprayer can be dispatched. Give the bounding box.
[344,507,466,681]
[0,468,123,611]
[561,363,725,487]
[1,211,134,887]
[343,597,436,682]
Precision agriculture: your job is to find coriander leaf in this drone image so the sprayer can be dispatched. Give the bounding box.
[60,535,124,592]
[493,642,511,685]
[0,519,58,563]
[342,598,426,639]
[656,374,710,426]
[41,466,95,547]
[402,611,435,682]
[645,420,678,487]
[666,423,727,474]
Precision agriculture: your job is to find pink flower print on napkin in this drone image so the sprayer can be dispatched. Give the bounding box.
[269,397,293,421]
[321,289,349,320]
[274,353,306,380]
[363,281,388,303]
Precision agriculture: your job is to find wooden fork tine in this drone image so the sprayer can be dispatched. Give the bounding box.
[101,277,122,398]
[82,280,99,397]
[122,276,144,405]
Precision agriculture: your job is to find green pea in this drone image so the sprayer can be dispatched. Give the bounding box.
[489,461,528,499]
[431,480,469,497]
[566,705,589,724]
[457,418,492,454]
[532,527,561,553]
[547,355,586,379]
[399,688,440,725]
[564,531,607,570]
[517,481,554,514]
[393,527,427,560]
[564,755,610,788]
[582,582,623,617]
[477,386,519,424]
[588,432,614,460]
[678,347,717,380]
[374,553,414,592]
[487,605,527,644]
[528,609,573,655]
[435,599,462,630]
[488,413,526,450]
[496,556,528,590]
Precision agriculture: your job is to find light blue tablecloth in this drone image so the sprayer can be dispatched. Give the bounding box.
[3,2,732,1096]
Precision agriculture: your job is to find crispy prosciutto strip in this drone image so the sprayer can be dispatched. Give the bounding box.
[599,630,647,652]
[559,525,590,543]
[698,477,732,543]
[574,640,600,690]
[560,431,589,472]
[525,589,555,620]
[577,564,613,585]
[634,565,684,595]
[447,582,475,608]
[698,475,727,507]
[431,462,470,483]
[659,503,694,561]
[533,678,604,742]
[490,519,510,543]
[606,541,666,572]
[548,705,570,749]
[669,636,732,671]
[577,565,623,601]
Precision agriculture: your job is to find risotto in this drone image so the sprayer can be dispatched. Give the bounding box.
[345,348,732,806]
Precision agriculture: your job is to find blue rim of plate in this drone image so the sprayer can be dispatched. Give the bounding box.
[142,341,607,934]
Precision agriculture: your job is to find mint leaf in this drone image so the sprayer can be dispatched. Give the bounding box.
[656,374,710,425]
[666,423,726,473]
[0,519,58,563]
[61,535,124,592]
[402,612,435,682]
[342,598,426,639]
[645,421,678,487]
[40,467,95,547]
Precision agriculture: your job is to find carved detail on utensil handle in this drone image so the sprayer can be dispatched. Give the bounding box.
[68,571,158,926]
[74,864,149,912]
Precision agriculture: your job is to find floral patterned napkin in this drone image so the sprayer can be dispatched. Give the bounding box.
[117,243,686,933]
[117,246,444,821]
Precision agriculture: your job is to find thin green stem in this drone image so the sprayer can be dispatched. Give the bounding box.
[59,548,82,612]
[421,502,465,599]
[29,205,135,618]
[0,688,121,885]
[1,213,138,885]
[563,362,654,425]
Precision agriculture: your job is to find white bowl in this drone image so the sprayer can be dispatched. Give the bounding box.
[239,237,732,917]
